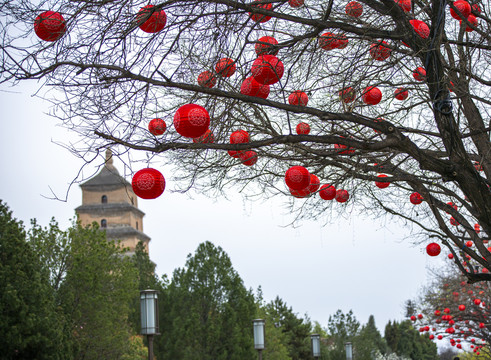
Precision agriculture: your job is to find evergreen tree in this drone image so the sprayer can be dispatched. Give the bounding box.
[384,320,437,360]
[354,315,387,360]
[326,310,361,360]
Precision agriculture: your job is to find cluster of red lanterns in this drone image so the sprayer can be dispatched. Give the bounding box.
[450,0,479,32]
[132,168,166,199]
[240,77,270,99]
[228,129,257,166]
[319,184,350,203]
[197,57,236,88]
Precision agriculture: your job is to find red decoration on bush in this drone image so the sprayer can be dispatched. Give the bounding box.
[198,71,217,88]
[460,14,478,32]
[173,104,210,138]
[410,315,416,321]
[132,168,165,199]
[466,240,473,247]
[345,1,363,17]
[249,0,272,23]
[285,166,310,190]
[426,242,441,256]
[308,174,320,194]
[319,184,336,200]
[215,58,236,77]
[339,87,356,103]
[251,55,284,85]
[394,88,408,100]
[137,5,167,33]
[335,189,349,203]
[369,41,391,61]
[474,299,481,305]
[34,11,66,42]
[255,36,279,56]
[288,0,304,8]
[288,91,309,106]
[375,174,390,188]
[413,67,426,81]
[395,0,412,12]
[230,129,250,144]
[474,223,480,234]
[193,129,214,143]
[450,0,471,20]
[418,314,423,319]
[240,77,270,99]
[459,304,466,311]
[409,19,430,39]
[148,118,167,135]
[362,86,382,105]
[410,192,423,204]
[448,253,454,259]
[240,150,258,166]
[296,122,310,135]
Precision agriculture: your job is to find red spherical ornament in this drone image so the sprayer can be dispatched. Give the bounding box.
[459,304,466,311]
[230,129,250,144]
[444,307,450,313]
[369,41,391,61]
[319,184,336,200]
[426,242,441,256]
[240,150,258,166]
[285,166,310,190]
[137,5,167,33]
[362,86,382,105]
[288,91,309,106]
[228,150,241,158]
[215,58,236,77]
[34,11,67,42]
[132,168,165,199]
[290,187,311,198]
[429,334,435,340]
[409,19,430,39]
[148,118,167,135]
[437,335,443,340]
[456,344,462,349]
[249,0,272,23]
[450,217,459,226]
[197,71,217,88]
[434,310,441,316]
[336,34,349,49]
[240,77,270,99]
[395,0,412,12]
[296,122,310,135]
[410,315,416,321]
[345,1,363,17]
[193,129,214,143]
[413,67,426,81]
[251,55,284,85]
[335,189,349,203]
[318,32,342,50]
[255,36,279,56]
[448,253,454,259]
[479,322,485,328]
[474,223,480,234]
[173,104,210,138]
[339,87,356,103]
[450,0,471,20]
[375,174,390,188]
[418,314,423,319]
[460,14,478,32]
[474,299,481,305]
[308,174,321,194]
[472,4,482,14]
[466,240,473,247]
[289,0,304,8]
[394,88,409,100]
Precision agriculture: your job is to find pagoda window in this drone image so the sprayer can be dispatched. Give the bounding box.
[101,195,108,203]
[101,219,107,228]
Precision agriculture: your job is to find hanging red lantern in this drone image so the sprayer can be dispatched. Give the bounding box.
[240,77,270,99]
[410,315,416,321]
[308,174,320,193]
[249,0,272,23]
[395,0,412,12]
[197,71,217,88]
[466,240,473,247]
[148,118,167,135]
[288,91,309,106]
[413,67,426,81]
[479,322,485,328]
[369,41,391,61]
[410,192,423,204]
[375,174,390,188]
[474,223,480,234]
[173,104,210,138]
[460,14,478,31]
[285,166,310,190]
[472,3,482,14]
[474,299,481,305]
[215,58,236,77]
[450,0,471,20]
[34,11,67,42]
[459,304,466,311]
[336,34,349,49]
[345,1,363,17]
[438,335,443,340]
[296,122,310,135]
[450,217,459,226]
[290,187,311,198]
[137,5,167,33]
[230,129,250,144]
[335,189,349,203]
[448,253,454,259]
[409,19,430,39]
[394,88,409,100]
[426,242,441,256]
[318,32,346,50]
[240,150,258,166]
[288,0,304,8]
[132,168,165,199]
[339,87,356,103]
[434,310,441,316]
[255,36,279,56]
[319,184,336,200]
[444,308,450,313]
[251,55,284,85]
[429,334,435,340]
[418,314,423,319]
[193,129,214,143]
[362,86,382,105]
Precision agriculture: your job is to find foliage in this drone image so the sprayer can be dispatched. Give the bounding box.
[325,310,361,360]
[384,320,438,360]
[355,315,388,359]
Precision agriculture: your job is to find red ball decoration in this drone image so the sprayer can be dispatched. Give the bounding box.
[413,67,426,81]
[240,150,258,166]
[434,310,441,316]
[395,0,412,12]
[375,174,390,188]
[230,129,250,144]
[240,77,270,99]
[472,3,482,14]
[474,223,480,234]
[132,168,165,199]
[479,322,485,328]
[34,11,67,42]
[444,307,450,313]
[369,41,391,61]
[345,1,363,17]
[148,118,167,135]
[339,87,356,103]
[450,217,459,226]
[336,34,349,49]
[450,0,471,20]
[173,104,210,138]
[394,88,409,100]
[285,166,310,190]
[426,242,441,256]
[137,5,167,33]
[409,19,430,39]
[288,91,309,106]
[318,32,343,50]
[319,184,336,200]
[474,298,481,305]
[460,14,478,32]
[466,240,473,247]
[193,129,214,143]
[197,71,217,88]
[362,86,382,105]
[290,187,311,198]
[459,304,466,311]
[251,55,284,85]
[308,174,320,193]
[255,36,279,56]
[437,335,443,340]
[448,253,454,259]
[296,122,310,135]
[249,0,272,23]
[410,315,416,321]
[289,0,304,8]
[335,189,349,203]
[215,58,236,77]
[429,334,435,340]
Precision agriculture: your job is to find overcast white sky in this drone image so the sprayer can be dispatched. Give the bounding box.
[0,81,447,333]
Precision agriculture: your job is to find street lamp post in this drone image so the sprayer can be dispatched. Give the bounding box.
[345,342,353,360]
[140,290,159,360]
[253,319,265,360]
[311,334,321,359]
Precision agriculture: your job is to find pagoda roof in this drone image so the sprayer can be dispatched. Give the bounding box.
[80,150,131,191]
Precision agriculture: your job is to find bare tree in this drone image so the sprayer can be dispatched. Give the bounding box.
[1,0,490,281]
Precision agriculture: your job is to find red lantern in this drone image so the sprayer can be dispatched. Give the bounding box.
[395,0,412,12]
[375,174,390,188]
[345,1,363,17]
[197,71,217,88]
[240,151,258,166]
[308,174,320,193]
[456,344,462,349]
[410,192,423,204]
[137,5,167,33]
[335,189,349,203]
[369,41,391,61]
[288,0,304,8]
[318,32,346,50]
[429,334,434,340]
[450,0,471,20]
[193,129,214,143]
[240,77,270,99]
[444,308,450,313]
[448,253,454,259]
[148,118,167,135]
[409,19,430,39]
[438,335,443,340]
[173,104,210,138]
[251,55,284,85]
[460,14,478,32]
[319,184,336,200]
[290,187,311,198]
[466,240,473,247]
[426,242,441,256]
[434,310,441,316]
[474,223,480,234]
[285,166,310,190]
[288,91,309,106]
[394,88,408,100]
[215,58,236,77]
[362,86,382,105]
[472,3,482,14]
[339,87,356,103]
[296,122,310,135]
[230,129,250,144]
[255,36,279,56]
[410,315,416,321]
[474,299,481,305]
[249,0,272,23]
[459,304,466,311]
[479,322,485,328]
[450,217,459,226]
[132,168,165,199]
[34,11,66,42]
[413,67,426,81]
[336,34,349,49]
[418,314,423,319]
